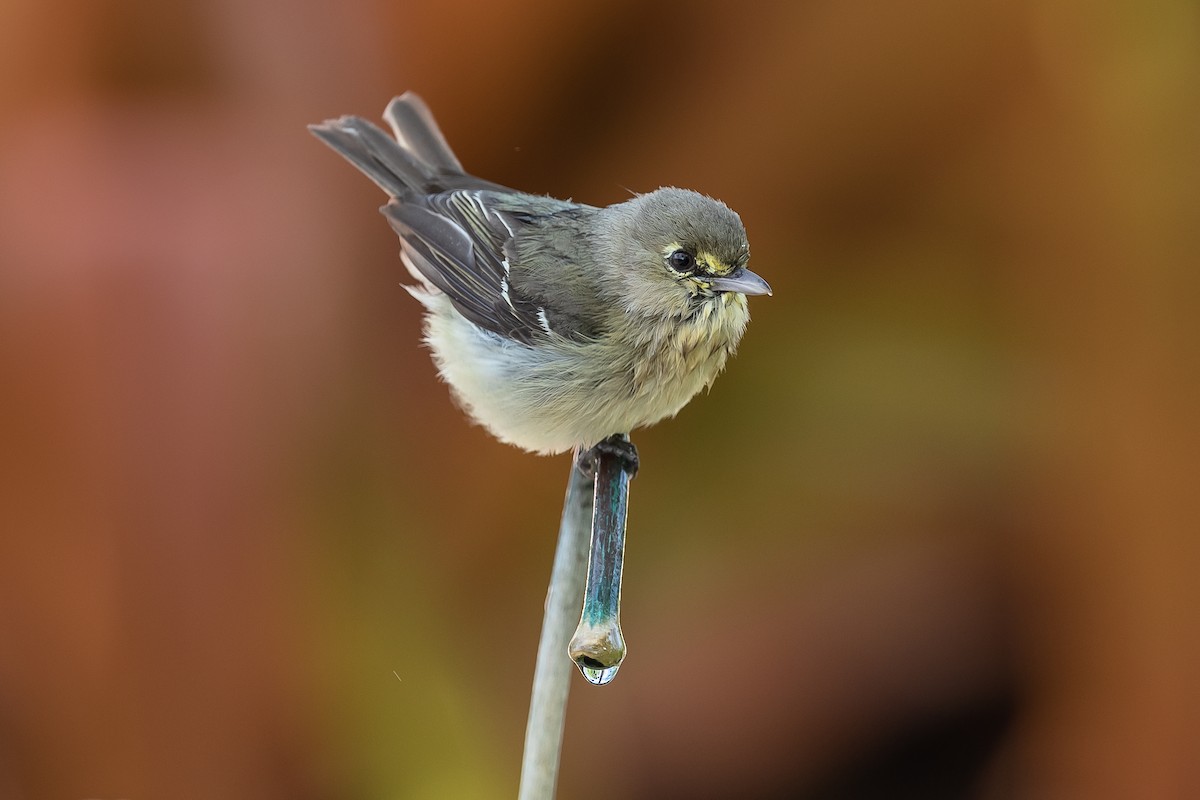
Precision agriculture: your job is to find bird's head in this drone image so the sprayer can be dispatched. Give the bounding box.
[611,188,770,322]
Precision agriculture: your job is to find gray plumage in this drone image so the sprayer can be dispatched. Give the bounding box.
[310,93,770,454]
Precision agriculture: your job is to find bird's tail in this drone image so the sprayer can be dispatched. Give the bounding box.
[309,92,466,197]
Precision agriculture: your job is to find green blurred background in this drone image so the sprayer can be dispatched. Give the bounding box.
[1,1,1196,798]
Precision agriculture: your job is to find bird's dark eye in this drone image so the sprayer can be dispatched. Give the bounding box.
[668,249,696,273]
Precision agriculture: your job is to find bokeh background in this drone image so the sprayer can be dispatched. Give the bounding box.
[1,0,1196,797]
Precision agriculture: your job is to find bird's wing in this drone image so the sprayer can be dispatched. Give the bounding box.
[383,189,592,343]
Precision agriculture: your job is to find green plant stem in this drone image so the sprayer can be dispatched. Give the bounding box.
[568,436,632,682]
[517,461,593,800]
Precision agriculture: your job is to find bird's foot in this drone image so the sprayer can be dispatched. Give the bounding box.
[576,434,638,478]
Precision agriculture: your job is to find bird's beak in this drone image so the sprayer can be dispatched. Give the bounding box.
[710,267,772,296]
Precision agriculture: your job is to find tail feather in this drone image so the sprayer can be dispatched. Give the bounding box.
[383,92,464,175]
[311,92,513,198]
[309,92,466,197]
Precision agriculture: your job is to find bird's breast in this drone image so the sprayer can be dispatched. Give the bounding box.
[628,293,750,400]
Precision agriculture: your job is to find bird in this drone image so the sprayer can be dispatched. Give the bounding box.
[309,93,770,465]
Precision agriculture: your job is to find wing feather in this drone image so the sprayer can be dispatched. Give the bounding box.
[383,191,552,342]
[312,96,598,343]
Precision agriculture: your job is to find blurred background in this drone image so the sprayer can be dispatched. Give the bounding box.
[1,0,1196,797]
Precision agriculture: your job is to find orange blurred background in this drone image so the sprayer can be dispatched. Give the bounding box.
[1,1,1196,798]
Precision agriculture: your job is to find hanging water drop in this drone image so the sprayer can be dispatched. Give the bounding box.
[576,660,620,685]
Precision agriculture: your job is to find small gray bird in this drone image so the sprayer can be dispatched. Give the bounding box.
[310,93,770,458]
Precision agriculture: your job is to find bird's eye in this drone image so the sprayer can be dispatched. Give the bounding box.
[668,249,696,273]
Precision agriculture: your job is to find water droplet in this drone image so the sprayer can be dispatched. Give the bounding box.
[577,662,620,685]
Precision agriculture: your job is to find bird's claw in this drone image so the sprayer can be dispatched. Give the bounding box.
[576,434,638,479]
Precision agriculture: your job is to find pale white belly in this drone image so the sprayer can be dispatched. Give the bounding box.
[419,294,747,454]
